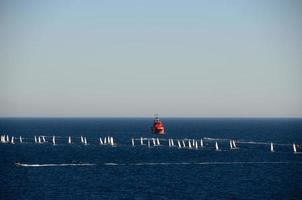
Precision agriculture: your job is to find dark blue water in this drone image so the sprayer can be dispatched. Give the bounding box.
[1,118,302,199]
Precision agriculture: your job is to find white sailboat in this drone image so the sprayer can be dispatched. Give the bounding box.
[215,141,220,151]
[42,136,46,143]
[293,143,297,153]
[131,138,134,146]
[200,139,204,147]
[232,140,237,148]
[52,136,56,145]
[171,139,174,146]
[38,136,42,144]
[157,138,160,145]
[182,140,186,148]
[140,137,144,145]
[34,136,37,143]
[148,139,150,148]
[6,135,9,143]
[84,137,87,145]
[195,141,198,149]
[104,137,107,144]
[11,136,14,144]
[80,136,84,144]
[152,138,156,146]
[188,140,192,148]
[100,138,104,145]
[177,140,182,148]
[111,137,114,146]
[270,142,274,152]
[19,136,23,143]
[68,136,72,144]
[230,140,233,149]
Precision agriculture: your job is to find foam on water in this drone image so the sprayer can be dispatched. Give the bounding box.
[15,163,96,167]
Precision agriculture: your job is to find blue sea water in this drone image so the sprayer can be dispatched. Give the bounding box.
[0,118,302,199]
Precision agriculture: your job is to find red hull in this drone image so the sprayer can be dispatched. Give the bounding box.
[152,117,165,135]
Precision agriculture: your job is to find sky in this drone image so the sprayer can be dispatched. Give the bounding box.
[0,0,301,117]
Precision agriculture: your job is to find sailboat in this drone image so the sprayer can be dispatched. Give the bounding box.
[80,136,84,144]
[68,136,72,144]
[200,139,204,147]
[171,139,174,146]
[148,139,150,148]
[293,143,297,153]
[42,136,46,143]
[11,136,14,144]
[38,136,42,144]
[34,136,37,143]
[19,136,23,143]
[232,140,237,148]
[84,137,87,145]
[131,138,135,146]
[188,140,192,148]
[140,137,144,145]
[215,142,220,151]
[100,138,104,145]
[195,141,198,149]
[177,140,182,148]
[230,140,233,149]
[52,136,56,145]
[270,142,274,152]
[157,138,160,145]
[182,140,186,148]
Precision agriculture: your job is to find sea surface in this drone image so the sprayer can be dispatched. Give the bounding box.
[0,118,302,200]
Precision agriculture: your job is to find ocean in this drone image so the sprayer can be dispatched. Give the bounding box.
[0,118,302,199]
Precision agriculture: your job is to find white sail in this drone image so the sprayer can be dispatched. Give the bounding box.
[148,139,150,148]
[171,139,174,146]
[19,136,22,143]
[232,140,237,148]
[111,137,114,146]
[200,139,204,147]
[6,135,9,143]
[100,138,103,145]
[84,137,87,145]
[131,138,134,146]
[152,138,156,146]
[52,136,56,145]
[182,140,186,148]
[188,140,192,148]
[11,136,14,144]
[293,143,297,153]
[68,136,71,144]
[157,138,160,145]
[192,139,195,147]
[168,139,171,147]
[178,140,181,148]
[195,141,198,149]
[34,136,37,143]
[270,142,274,152]
[215,142,219,151]
[80,136,83,143]
[104,137,107,144]
[140,137,144,145]
[230,140,233,149]
[42,136,46,143]
[38,136,41,143]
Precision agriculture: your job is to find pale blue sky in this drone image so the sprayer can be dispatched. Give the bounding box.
[1,0,301,117]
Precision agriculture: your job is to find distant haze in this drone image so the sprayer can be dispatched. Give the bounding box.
[1,0,301,117]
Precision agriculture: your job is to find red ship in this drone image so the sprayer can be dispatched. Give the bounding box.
[151,115,165,135]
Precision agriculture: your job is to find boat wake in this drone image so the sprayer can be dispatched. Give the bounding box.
[15,163,96,167]
[103,161,302,166]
